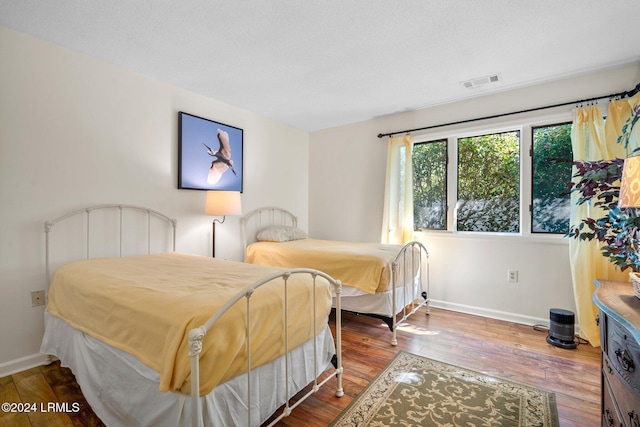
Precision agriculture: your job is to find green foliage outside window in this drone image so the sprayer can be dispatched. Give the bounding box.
[457,131,520,232]
[532,123,573,233]
[413,140,447,230]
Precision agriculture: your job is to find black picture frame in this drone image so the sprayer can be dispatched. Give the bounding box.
[178,112,243,191]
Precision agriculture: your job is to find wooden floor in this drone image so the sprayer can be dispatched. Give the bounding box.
[0,307,601,427]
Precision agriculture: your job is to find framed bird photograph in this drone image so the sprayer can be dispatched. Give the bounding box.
[178,112,243,191]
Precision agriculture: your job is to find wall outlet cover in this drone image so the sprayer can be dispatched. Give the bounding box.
[31,290,45,307]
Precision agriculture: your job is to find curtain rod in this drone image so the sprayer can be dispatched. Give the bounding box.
[377,82,640,139]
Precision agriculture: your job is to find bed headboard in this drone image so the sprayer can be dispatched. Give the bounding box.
[45,204,177,283]
[240,207,298,257]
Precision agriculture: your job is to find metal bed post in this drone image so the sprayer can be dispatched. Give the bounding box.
[281,273,291,419]
[246,291,253,426]
[334,280,344,397]
[390,241,430,346]
[171,219,177,251]
[424,246,430,314]
[188,327,206,427]
[391,260,398,346]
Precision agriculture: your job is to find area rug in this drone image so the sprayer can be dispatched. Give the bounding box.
[331,351,559,427]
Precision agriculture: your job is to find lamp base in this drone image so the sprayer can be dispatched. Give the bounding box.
[211,216,226,258]
[212,220,216,258]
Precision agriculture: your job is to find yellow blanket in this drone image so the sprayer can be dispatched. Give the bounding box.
[46,252,332,395]
[246,239,402,294]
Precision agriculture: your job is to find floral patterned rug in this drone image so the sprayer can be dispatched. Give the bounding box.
[331,351,559,427]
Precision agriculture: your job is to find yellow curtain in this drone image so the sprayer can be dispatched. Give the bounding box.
[381,135,414,244]
[570,94,640,346]
[606,93,640,152]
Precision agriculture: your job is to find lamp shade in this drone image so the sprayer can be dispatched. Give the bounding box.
[205,191,242,216]
[619,156,640,208]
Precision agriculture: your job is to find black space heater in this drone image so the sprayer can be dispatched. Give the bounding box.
[546,308,578,349]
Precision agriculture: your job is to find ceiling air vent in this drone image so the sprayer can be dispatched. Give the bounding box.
[461,73,502,89]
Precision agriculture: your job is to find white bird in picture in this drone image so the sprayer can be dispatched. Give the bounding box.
[203,129,237,185]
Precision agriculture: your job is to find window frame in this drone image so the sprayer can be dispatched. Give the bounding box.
[410,109,574,240]
[530,121,573,235]
[455,129,521,234]
[412,138,449,231]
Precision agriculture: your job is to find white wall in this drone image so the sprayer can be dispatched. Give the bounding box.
[0,27,309,373]
[309,63,640,330]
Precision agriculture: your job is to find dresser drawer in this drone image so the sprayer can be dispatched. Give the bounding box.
[603,372,624,427]
[606,315,640,395]
[604,352,640,427]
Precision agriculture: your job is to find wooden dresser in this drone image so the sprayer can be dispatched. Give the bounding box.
[593,280,640,427]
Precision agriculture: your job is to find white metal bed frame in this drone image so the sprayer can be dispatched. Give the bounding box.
[188,268,343,427]
[241,206,430,345]
[44,204,344,427]
[240,206,299,254]
[45,204,178,283]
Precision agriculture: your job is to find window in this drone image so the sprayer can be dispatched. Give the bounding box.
[413,139,447,230]
[531,123,573,233]
[411,117,573,237]
[457,131,520,233]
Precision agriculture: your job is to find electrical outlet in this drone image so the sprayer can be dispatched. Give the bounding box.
[31,290,45,307]
[508,270,518,282]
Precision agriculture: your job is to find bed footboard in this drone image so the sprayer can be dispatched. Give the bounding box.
[390,241,429,346]
[188,269,343,427]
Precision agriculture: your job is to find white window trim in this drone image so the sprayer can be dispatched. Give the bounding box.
[412,107,574,241]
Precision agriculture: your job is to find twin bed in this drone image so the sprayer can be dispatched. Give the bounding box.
[41,204,428,426]
[41,204,343,427]
[241,207,430,345]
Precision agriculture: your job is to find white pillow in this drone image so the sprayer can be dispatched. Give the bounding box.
[256,225,308,242]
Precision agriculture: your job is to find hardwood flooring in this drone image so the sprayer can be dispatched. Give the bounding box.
[0,308,601,426]
[0,360,103,427]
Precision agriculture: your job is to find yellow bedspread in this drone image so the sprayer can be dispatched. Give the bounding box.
[246,239,402,294]
[46,252,332,395]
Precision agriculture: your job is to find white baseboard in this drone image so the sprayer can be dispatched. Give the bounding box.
[0,353,53,378]
[429,299,556,328]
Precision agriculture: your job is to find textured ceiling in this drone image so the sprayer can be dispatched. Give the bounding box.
[1,0,639,131]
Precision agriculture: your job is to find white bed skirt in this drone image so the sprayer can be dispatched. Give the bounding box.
[41,313,335,427]
[333,276,424,317]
